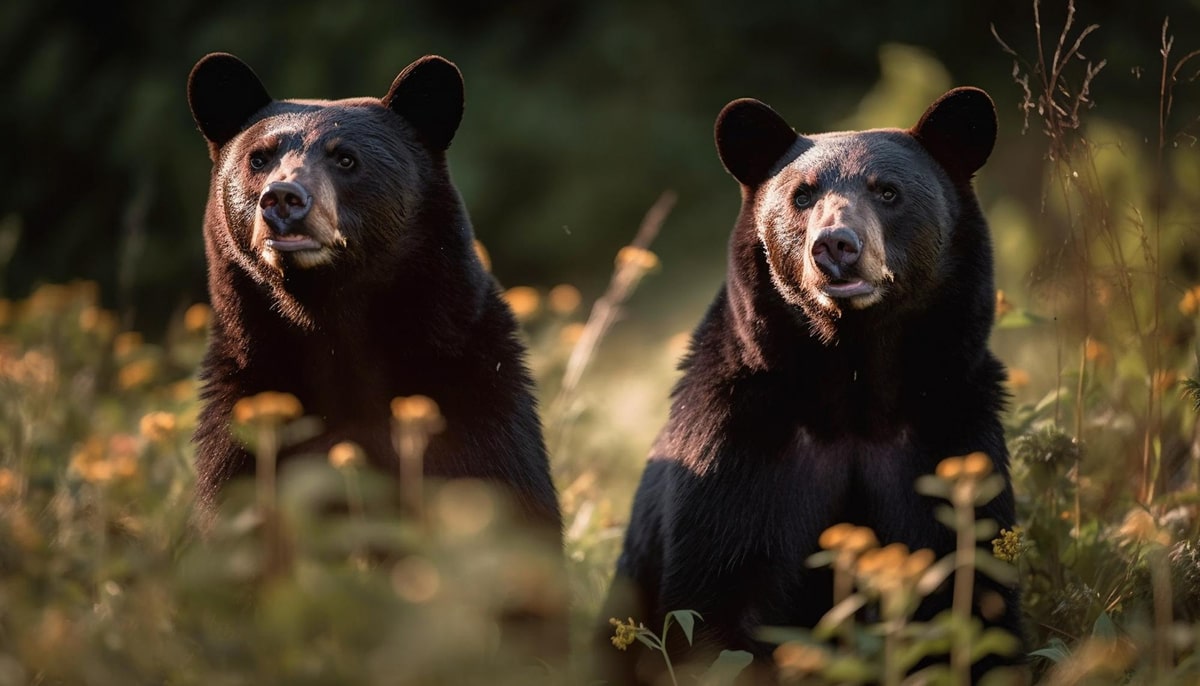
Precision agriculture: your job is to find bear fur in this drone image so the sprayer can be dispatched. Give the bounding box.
[185,53,561,535]
[599,89,1020,683]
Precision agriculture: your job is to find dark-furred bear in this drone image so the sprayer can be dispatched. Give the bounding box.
[599,89,1021,683]
[185,53,561,536]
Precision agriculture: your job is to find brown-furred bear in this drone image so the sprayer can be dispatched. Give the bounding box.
[185,53,561,537]
[599,89,1021,683]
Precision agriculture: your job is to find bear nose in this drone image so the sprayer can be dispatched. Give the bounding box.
[259,181,311,234]
[811,227,862,277]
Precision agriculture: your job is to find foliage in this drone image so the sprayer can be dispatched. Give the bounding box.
[2,1,1200,684]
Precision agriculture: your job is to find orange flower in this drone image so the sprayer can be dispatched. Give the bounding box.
[328,441,364,469]
[548,284,582,315]
[473,240,492,272]
[502,286,540,321]
[184,303,211,333]
[1006,368,1030,389]
[994,290,1014,320]
[615,246,660,272]
[233,391,303,425]
[139,412,178,442]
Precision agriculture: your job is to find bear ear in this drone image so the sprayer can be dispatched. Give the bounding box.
[910,87,997,182]
[715,99,799,186]
[188,53,273,152]
[383,55,465,152]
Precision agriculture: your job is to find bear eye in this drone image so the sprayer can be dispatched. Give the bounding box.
[794,187,814,209]
[879,186,899,203]
[248,152,268,171]
[336,154,356,170]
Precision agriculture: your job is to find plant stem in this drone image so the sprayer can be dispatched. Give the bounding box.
[951,491,976,686]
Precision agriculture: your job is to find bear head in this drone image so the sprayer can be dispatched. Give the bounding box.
[715,88,997,343]
[187,53,467,320]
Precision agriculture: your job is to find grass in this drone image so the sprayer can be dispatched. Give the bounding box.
[2,3,1200,683]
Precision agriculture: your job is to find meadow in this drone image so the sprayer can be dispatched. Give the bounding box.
[2,3,1200,685]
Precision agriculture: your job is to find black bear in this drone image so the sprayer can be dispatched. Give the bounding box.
[599,89,1020,682]
[185,53,561,536]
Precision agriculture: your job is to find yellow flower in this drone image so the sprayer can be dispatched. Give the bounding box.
[1006,368,1030,390]
[1179,285,1200,316]
[183,303,211,333]
[139,412,178,442]
[391,395,446,433]
[1084,338,1111,365]
[328,441,364,469]
[27,284,71,314]
[936,456,964,480]
[0,468,20,498]
[775,641,829,674]
[233,391,303,425]
[992,526,1026,563]
[818,523,854,550]
[118,359,156,390]
[609,617,640,651]
[473,240,492,272]
[559,322,585,346]
[69,434,140,484]
[615,246,660,272]
[1117,508,1170,547]
[961,452,994,478]
[113,332,143,360]
[994,290,1014,320]
[503,286,540,321]
[548,284,582,315]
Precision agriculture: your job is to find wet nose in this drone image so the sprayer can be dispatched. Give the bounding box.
[259,181,311,234]
[811,227,862,277]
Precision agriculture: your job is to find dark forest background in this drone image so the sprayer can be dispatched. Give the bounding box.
[3,0,1198,338]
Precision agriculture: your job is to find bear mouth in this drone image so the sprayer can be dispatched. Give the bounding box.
[821,278,875,299]
[264,233,324,252]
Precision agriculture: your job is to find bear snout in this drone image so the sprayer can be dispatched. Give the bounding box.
[810,226,862,279]
[259,181,312,235]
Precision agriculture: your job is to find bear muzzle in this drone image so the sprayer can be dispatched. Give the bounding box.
[259,181,322,252]
[810,227,875,299]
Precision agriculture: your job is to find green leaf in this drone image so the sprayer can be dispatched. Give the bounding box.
[915,475,950,499]
[995,308,1047,329]
[973,518,1000,541]
[1092,610,1118,639]
[933,504,957,529]
[971,627,1021,660]
[974,552,1019,585]
[699,650,754,686]
[805,549,836,569]
[1029,637,1071,663]
[667,610,702,646]
[971,474,1008,507]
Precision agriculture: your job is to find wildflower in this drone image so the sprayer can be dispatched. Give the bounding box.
[117,359,156,390]
[27,284,71,314]
[994,290,1014,320]
[1117,508,1170,547]
[328,441,364,469]
[1006,368,1030,389]
[936,456,964,480]
[609,617,640,651]
[69,434,139,484]
[113,331,144,359]
[548,284,582,315]
[992,526,1027,563]
[502,286,540,321]
[615,246,660,272]
[183,303,211,333]
[392,556,441,603]
[233,391,303,425]
[819,523,878,554]
[961,451,993,478]
[560,322,585,346]
[391,394,446,433]
[1084,338,1111,365]
[139,411,178,442]
[0,468,19,498]
[775,641,829,675]
[1179,285,1200,316]
[473,240,491,272]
